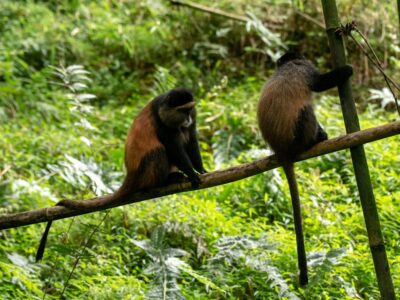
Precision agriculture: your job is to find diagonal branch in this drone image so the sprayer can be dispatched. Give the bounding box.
[169,0,282,30]
[0,121,399,230]
[170,0,249,23]
[169,0,325,29]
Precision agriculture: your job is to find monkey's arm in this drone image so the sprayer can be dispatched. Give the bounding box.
[186,129,207,174]
[165,137,201,187]
[310,65,353,92]
[316,124,328,142]
[292,106,328,154]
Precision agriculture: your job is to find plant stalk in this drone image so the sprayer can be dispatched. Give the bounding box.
[320,1,395,299]
[398,0,400,45]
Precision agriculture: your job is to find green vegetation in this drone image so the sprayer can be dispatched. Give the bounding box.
[0,0,399,299]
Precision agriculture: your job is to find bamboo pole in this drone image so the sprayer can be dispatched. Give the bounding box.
[1,121,399,230]
[320,1,395,298]
[398,0,400,46]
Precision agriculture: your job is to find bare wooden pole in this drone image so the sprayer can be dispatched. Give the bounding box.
[1,121,399,230]
[321,1,395,298]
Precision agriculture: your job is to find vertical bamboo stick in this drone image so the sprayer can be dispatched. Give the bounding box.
[320,1,395,299]
[398,0,400,45]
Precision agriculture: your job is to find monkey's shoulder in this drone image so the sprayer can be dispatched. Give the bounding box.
[127,105,163,151]
[262,73,310,96]
[131,105,157,133]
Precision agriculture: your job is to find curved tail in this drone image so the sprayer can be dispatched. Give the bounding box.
[282,161,308,286]
[35,174,136,262]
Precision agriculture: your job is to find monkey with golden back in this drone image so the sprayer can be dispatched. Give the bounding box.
[258,52,353,285]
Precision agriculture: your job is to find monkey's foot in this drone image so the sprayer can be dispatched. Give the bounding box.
[167,172,187,184]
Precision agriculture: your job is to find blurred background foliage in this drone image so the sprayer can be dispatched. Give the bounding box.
[0,0,399,299]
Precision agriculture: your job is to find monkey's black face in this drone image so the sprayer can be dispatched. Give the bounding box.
[179,106,195,128]
[157,88,196,129]
[159,103,196,129]
[277,52,306,67]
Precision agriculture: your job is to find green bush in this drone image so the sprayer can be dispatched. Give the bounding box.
[1,0,399,299]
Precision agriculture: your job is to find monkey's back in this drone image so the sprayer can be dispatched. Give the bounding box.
[257,62,312,158]
[124,103,170,190]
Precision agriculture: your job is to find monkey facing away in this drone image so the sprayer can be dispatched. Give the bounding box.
[36,88,206,261]
[257,52,353,285]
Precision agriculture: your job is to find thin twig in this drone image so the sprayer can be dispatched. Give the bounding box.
[58,211,110,299]
[0,165,11,178]
[169,0,282,30]
[42,216,79,300]
[170,0,248,23]
[353,27,400,115]
[338,22,400,115]
[355,28,382,66]
[293,9,325,29]
[170,0,325,30]
[348,34,400,91]
[348,33,400,114]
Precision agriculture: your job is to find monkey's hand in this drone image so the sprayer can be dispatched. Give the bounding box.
[167,172,187,184]
[341,64,353,78]
[198,168,207,174]
[316,124,328,143]
[188,173,201,188]
[317,131,328,142]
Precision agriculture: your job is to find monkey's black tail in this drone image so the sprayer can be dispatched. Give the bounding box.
[36,220,53,262]
[282,161,308,286]
[35,174,136,262]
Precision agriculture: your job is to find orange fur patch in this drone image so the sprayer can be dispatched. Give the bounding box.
[124,103,164,172]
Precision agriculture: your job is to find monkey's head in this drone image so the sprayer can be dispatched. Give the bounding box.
[158,88,196,128]
[277,52,306,68]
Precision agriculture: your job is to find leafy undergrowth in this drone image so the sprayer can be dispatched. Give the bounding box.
[1,81,399,299]
[1,0,400,299]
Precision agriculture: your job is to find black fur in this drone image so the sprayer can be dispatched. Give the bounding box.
[316,124,328,142]
[152,88,204,187]
[277,52,306,67]
[135,147,170,187]
[36,221,53,261]
[153,88,194,108]
[159,127,201,187]
[167,172,187,184]
[186,126,207,174]
[310,65,353,92]
[292,105,328,156]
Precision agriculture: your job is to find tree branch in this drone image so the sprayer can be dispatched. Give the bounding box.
[1,121,399,230]
[169,0,282,29]
[169,0,325,30]
[170,0,249,23]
